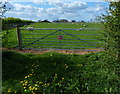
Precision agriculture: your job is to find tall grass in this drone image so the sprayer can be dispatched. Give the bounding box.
[2,50,119,93]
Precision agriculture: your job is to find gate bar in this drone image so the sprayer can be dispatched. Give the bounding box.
[20,28,104,31]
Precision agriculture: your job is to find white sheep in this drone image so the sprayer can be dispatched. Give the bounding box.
[83,24,87,27]
[27,27,34,30]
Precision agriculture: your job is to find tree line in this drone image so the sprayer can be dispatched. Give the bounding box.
[38,19,87,23]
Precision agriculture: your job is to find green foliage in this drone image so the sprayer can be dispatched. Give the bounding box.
[2,29,18,48]
[2,17,35,48]
[101,2,120,62]
[2,50,32,81]
[3,17,22,24]
[2,30,12,47]
[2,17,34,30]
[2,50,119,93]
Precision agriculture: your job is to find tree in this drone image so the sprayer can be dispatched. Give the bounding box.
[101,2,120,75]
[80,20,85,23]
[71,20,76,22]
[102,2,120,57]
[41,19,51,23]
[0,2,11,18]
[0,1,11,31]
[59,19,69,23]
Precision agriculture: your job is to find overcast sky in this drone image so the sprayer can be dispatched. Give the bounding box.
[2,0,110,22]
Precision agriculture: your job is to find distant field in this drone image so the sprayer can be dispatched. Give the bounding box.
[3,22,104,50]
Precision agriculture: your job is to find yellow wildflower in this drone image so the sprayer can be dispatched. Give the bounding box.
[20,81,23,83]
[25,81,28,84]
[57,83,60,85]
[64,64,67,66]
[44,83,47,86]
[33,87,35,89]
[28,84,30,86]
[14,91,17,94]
[24,87,26,88]
[39,82,43,84]
[29,87,33,90]
[7,90,11,93]
[29,86,32,90]
[55,74,57,76]
[7,88,11,93]
[25,76,27,78]
[62,78,64,80]
[27,75,30,78]
[65,66,68,68]
[22,83,27,86]
[35,87,38,90]
[35,84,38,87]
[47,83,50,86]
[22,83,25,86]
[24,89,27,92]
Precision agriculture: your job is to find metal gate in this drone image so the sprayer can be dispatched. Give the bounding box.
[17,27,104,51]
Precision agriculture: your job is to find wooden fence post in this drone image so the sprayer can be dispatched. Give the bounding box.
[16,25,22,51]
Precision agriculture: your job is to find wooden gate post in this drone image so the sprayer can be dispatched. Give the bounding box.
[16,25,22,51]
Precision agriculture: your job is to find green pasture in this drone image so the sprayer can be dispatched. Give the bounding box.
[2,22,104,49]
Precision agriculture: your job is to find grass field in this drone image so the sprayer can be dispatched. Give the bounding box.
[2,22,104,50]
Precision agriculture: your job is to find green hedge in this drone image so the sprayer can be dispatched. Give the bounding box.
[2,17,34,30]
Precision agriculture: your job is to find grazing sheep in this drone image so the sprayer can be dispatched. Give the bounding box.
[27,27,34,30]
[83,24,87,27]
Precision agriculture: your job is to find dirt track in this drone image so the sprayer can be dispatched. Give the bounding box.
[2,48,103,55]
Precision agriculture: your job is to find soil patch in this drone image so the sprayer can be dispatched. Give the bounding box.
[2,48,104,55]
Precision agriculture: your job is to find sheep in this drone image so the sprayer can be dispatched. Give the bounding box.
[27,27,34,30]
[83,24,87,27]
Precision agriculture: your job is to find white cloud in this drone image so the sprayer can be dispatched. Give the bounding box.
[5,3,39,20]
[10,3,39,13]
[61,2,87,13]
[4,1,108,21]
[3,0,119,3]
[31,0,108,3]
